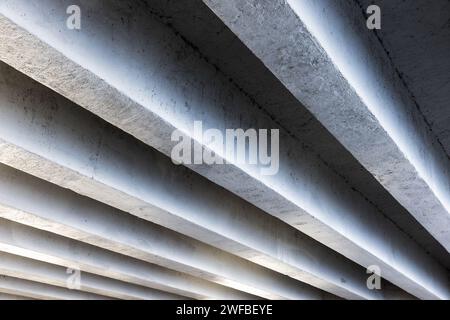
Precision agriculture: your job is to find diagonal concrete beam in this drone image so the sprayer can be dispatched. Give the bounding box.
[0,0,446,299]
[0,64,411,300]
[0,164,330,300]
[0,275,111,300]
[200,0,450,251]
[0,219,251,300]
[0,292,33,300]
[0,251,185,300]
[144,0,450,269]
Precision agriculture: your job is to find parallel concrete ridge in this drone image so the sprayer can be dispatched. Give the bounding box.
[0,219,253,300]
[0,293,32,300]
[0,162,332,300]
[0,252,186,300]
[0,275,111,300]
[0,62,410,300]
[202,0,450,252]
[0,0,447,300]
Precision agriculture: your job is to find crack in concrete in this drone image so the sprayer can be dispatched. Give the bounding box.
[354,0,450,164]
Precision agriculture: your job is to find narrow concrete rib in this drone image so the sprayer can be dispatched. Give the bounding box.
[0,164,330,300]
[0,1,446,299]
[0,276,111,300]
[0,252,185,300]
[0,292,33,300]
[0,219,255,300]
[0,64,411,300]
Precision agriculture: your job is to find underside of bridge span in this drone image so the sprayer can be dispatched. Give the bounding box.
[0,0,448,300]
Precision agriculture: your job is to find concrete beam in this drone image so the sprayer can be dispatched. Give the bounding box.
[0,219,255,300]
[144,0,450,269]
[0,0,446,299]
[0,251,185,300]
[0,164,331,300]
[0,64,411,300]
[0,275,110,300]
[201,0,450,251]
[0,292,33,300]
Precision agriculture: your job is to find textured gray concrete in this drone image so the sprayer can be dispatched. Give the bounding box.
[0,62,413,300]
[0,292,32,300]
[0,252,185,300]
[0,0,446,299]
[202,0,450,253]
[142,0,450,270]
[0,275,111,300]
[0,164,333,300]
[0,219,252,300]
[358,0,450,157]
